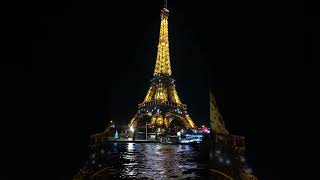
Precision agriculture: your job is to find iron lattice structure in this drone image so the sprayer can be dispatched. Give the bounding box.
[129,7,196,131]
[209,92,258,180]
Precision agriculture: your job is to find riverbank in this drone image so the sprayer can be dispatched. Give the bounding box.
[108,139,157,143]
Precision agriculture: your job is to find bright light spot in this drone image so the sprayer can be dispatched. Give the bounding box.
[177,132,181,136]
[128,143,135,151]
[130,126,134,133]
[180,139,190,143]
[158,128,161,133]
[218,157,223,162]
[226,159,230,164]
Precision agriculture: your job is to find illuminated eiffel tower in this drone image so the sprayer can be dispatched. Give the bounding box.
[128,1,196,133]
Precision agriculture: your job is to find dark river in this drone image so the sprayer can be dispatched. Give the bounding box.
[105,142,210,179]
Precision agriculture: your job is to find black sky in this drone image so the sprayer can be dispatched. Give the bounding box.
[1,0,319,179]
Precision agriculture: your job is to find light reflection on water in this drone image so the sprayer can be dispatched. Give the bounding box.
[108,143,208,179]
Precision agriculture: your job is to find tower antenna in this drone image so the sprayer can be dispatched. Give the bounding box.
[164,0,167,9]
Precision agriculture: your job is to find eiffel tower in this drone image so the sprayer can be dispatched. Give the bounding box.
[208,91,258,180]
[128,1,196,133]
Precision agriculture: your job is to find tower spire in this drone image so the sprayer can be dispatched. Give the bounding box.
[153,2,171,76]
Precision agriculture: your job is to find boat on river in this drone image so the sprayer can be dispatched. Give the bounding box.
[159,132,205,145]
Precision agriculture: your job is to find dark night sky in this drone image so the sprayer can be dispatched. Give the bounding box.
[1,0,319,179]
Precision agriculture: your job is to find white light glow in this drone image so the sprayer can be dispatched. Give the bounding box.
[130,126,134,133]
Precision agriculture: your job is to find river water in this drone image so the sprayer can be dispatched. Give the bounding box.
[105,143,210,179]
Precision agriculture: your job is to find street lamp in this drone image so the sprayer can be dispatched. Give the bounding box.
[145,122,148,140]
[130,126,134,133]
[130,125,135,140]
